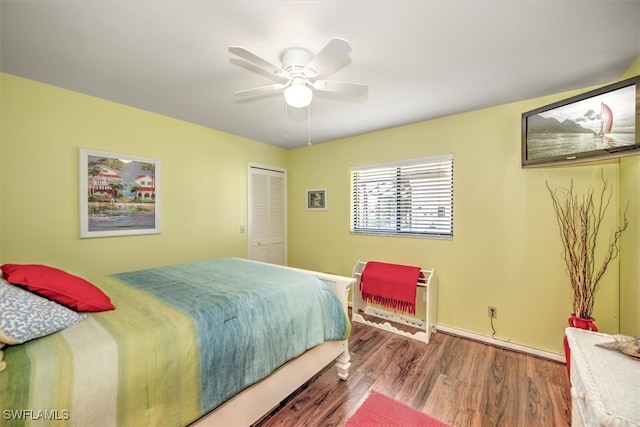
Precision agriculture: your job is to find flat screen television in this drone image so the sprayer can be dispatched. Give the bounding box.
[522,75,640,168]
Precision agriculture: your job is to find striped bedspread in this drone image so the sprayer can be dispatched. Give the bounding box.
[0,258,350,426]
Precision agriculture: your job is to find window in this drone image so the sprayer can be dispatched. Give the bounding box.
[350,154,453,238]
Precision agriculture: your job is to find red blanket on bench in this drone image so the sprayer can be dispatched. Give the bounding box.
[360,261,422,315]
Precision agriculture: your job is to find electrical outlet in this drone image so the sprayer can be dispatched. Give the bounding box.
[488,306,497,318]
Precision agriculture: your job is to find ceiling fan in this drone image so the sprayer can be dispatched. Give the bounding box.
[229,37,368,108]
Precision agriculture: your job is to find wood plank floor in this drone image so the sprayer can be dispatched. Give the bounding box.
[256,320,571,427]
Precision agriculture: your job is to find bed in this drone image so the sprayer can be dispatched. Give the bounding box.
[0,257,354,426]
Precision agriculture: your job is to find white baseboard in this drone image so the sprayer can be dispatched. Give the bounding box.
[436,324,565,363]
[348,301,565,363]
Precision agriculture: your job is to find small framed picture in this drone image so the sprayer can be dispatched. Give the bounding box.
[306,189,327,210]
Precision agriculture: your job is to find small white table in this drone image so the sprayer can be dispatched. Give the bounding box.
[566,327,640,426]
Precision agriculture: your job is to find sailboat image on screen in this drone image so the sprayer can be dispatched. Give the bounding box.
[596,102,614,144]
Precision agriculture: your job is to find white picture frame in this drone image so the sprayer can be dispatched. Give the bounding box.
[79,148,161,238]
[306,188,327,210]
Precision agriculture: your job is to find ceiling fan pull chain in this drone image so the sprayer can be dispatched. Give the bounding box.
[308,104,311,146]
[284,102,289,141]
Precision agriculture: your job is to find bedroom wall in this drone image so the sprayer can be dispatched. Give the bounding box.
[620,157,640,336]
[287,72,637,354]
[0,73,287,278]
[619,56,640,335]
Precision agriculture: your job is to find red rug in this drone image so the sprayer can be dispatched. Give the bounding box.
[346,390,449,427]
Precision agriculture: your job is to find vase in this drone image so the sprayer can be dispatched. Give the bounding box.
[563,313,597,376]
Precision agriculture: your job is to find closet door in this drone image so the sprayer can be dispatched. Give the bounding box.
[248,165,286,265]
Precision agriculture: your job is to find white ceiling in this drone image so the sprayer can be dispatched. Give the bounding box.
[1,1,639,149]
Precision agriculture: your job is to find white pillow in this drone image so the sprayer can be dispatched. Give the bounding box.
[0,278,85,345]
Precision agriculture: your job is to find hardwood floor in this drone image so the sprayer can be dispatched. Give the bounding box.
[256,320,571,427]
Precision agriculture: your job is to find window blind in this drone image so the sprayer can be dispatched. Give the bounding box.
[350,154,453,238]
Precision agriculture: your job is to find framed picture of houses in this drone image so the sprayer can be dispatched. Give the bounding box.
[79,148,161,238]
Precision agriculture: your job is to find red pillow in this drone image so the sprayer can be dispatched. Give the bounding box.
[1,264,114,312]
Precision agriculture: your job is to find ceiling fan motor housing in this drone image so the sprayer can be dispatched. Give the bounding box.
[280,47,317,79]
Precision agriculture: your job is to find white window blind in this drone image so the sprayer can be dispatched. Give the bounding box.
[350,154,453,238]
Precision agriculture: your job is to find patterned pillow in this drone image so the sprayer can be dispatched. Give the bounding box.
[0,279,86,345]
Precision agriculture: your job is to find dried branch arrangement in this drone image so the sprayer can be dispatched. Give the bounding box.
[546,172,629,319]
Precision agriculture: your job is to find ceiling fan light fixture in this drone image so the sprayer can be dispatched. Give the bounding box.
[284,81,313,108]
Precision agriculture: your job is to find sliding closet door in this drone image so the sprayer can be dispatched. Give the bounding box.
[248,165,286,265]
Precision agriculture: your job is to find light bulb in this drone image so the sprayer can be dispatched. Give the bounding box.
[284,82,312,108]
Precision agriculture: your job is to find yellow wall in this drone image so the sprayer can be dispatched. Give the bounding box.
[619,56,640,335]
[0,74,287,277]
[287,76,636,354]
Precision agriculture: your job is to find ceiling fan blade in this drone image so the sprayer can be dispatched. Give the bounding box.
[233,83,286,98]
[305,38,352,74]
[313,80,368,96]
[230,58,287,83]
[229,46,282,76]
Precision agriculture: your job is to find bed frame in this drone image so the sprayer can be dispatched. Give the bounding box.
[191,260,355,426]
